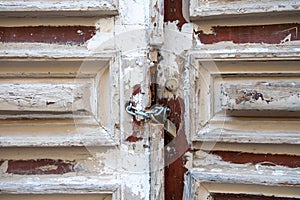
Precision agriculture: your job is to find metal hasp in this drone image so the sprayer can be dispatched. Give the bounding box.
[126,103,177,137]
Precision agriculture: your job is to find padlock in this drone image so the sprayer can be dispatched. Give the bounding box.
[164,119,177,138]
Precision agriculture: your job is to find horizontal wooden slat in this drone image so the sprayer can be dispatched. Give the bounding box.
[0,43,118,59]
[0,118,116,147]
[190,45,300,60]
[0,0,118,17]
[0,176,119,194]
[0,194,112,200]
[190,0,300,20]
[191,168,300,187]
[0,80,92,115]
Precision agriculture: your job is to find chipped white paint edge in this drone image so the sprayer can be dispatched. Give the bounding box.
[189,54,300,144]
[189,0,300,20]
[0,0,118,17]
[149,0,164,46]
[190,44,300,60]
[185,151,300,199]
[193,151,300,186]
[0,43,118,59]
[149,124,164,200]
[0,175,121,200]
[0,130,116,147]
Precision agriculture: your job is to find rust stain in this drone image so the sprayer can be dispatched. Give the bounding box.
[0,26,96,44]
[125,132,143,142]
[235,90,266,104]
[213,151,300,168]
[6,159,75,175]
[164,0,187,30]
[211,193,299,200]
[132,84,142,96]
[195,23,300,44]
[161,97,189,200]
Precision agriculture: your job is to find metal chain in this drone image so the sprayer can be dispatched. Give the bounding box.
[126,102,169,121]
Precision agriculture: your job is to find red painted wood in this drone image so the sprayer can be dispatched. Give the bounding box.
[160,97,189,200]
[211,193,300,200]
[6,159,75,175]
[212,151,300,168]
[196,23,300,44]
[164,0,187,30]
[0,26,96,44]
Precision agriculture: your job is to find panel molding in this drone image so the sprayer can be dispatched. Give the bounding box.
[0,45,120,147]
[189,51,300,144]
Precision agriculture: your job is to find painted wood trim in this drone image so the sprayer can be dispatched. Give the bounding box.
[0,43,118,59]
[149,124,164,200]
[0,0,118,17]
[0,176,120,200]
[190,44,300,61]
[190,0,300,20]
[149,0,164,46]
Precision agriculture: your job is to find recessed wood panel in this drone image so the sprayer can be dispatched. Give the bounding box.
[219,78,300,116]
[0,79,92,115]
[0,57,117,147]
[191,60,300,144]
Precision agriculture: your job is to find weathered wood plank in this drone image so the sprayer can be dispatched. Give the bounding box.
[220,81,300,113]
[192,151,300,187]
[0,81,92,114]
[0,0,118,17]
[149,124,164,200]
[0,119,116,147]
[0,43,118,59]
[190,45,300,60]
[190,0,300,20]
[0,176,119,194]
